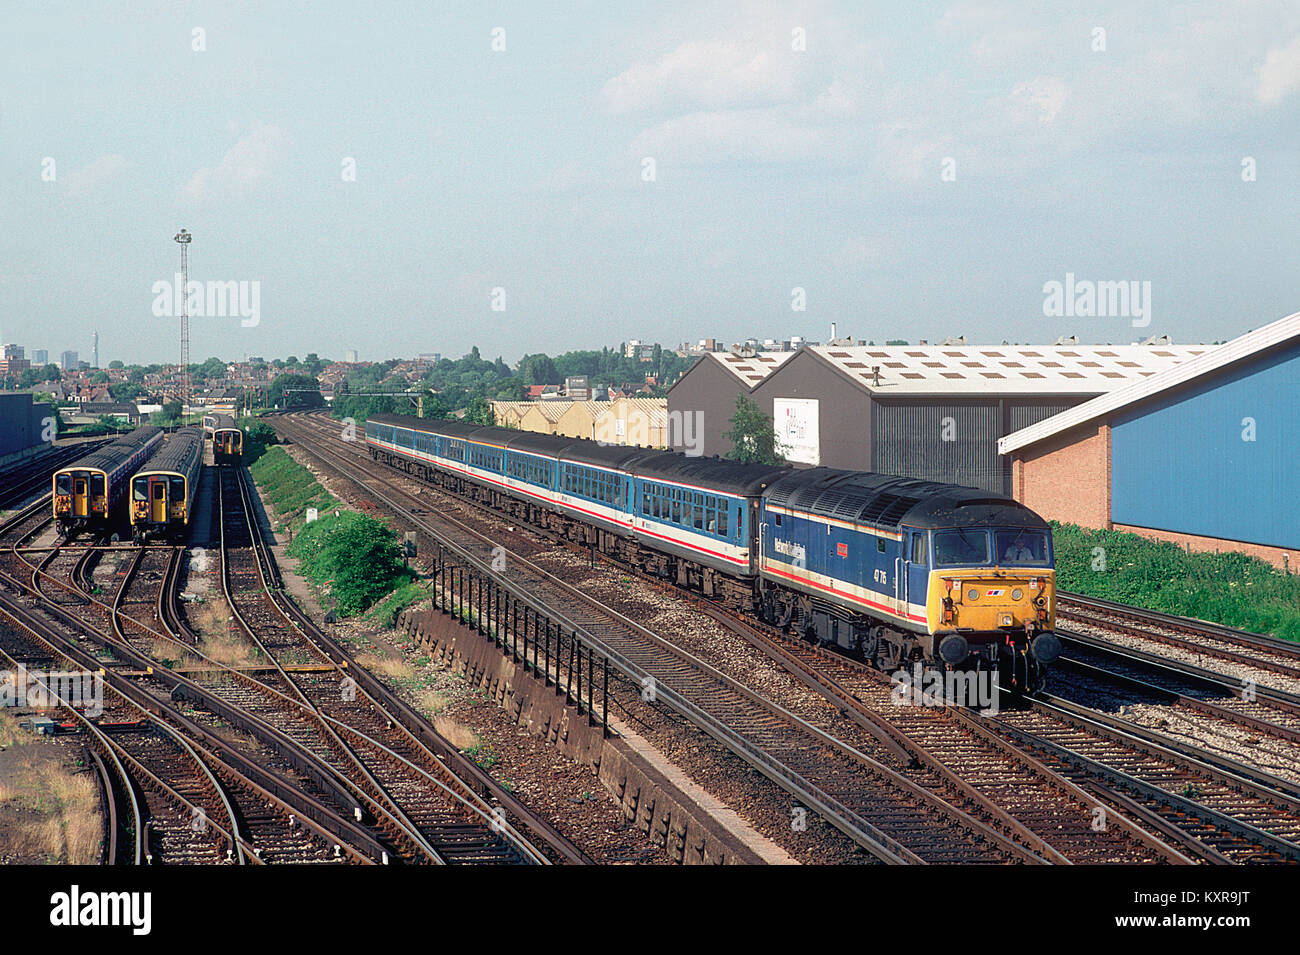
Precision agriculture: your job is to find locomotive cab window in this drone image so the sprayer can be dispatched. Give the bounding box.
[910,533,927,566]
[132,478,148,501]
[994,530,1049,565]
[57,474,72,494]
[934,529,990,566]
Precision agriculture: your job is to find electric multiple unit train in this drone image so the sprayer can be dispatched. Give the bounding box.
[130,427,204,541]
[52,427,165,534]
[363,413,1061,692]
[211,414,243,466]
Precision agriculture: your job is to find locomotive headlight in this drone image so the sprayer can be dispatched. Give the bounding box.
[1011,588,1023,600]
[1035,596,1046,607]
[967,589,979,601]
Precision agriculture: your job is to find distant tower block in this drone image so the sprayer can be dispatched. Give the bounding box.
[174,229,192,407]
[92,330,99,369]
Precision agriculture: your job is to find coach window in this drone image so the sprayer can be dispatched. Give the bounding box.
[717,505,728,538]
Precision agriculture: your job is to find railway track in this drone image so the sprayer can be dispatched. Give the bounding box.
[0,478,562,864]
[1058,592,1300,688]
[208,464,577,864]
[0,583,358,864]
[277,410,1300,865]
[274,411,1179,864]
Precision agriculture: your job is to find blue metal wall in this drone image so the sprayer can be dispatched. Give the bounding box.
[1110,341,1300,550]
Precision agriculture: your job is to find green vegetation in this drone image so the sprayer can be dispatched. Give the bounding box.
[288,511,414,616]
[79,416,135,436]
[1051,522,1300,642]
[248,446,338,529]
[268,372,324,410]
[238,417,279,460]
[251,445,413,617]
[366,580,427,626]
[722,393,786,466]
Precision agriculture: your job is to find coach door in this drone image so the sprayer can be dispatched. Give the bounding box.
[73,476,89,517]
[150,479,168,523]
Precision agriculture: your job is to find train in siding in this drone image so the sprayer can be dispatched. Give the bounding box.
[211,414,243,466]
[202,414,219,440]
[130,427,204,541]
[53,427,165,535]
[364,413,1062,694]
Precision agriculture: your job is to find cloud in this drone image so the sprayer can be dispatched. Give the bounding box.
[630,108,834,165]
[602,39,807,113]
[1257,34,1300,103]
[179,124,289,203]
[1007,75,1069,125]
[66,154,127,196]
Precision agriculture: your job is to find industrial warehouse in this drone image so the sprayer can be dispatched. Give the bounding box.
[1001,311,1300,568]
[668,338,1210,493]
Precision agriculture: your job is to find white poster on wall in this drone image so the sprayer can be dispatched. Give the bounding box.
[774,397,820,465]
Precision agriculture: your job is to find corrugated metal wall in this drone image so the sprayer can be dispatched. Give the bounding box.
[874,399,1086,494]
[1111,342,1300,550]
[872,400,1005,492]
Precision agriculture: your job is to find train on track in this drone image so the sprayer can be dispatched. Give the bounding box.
[362,413,1063,693]
[52,427,164,535]
[130,427,204,541]
[211,414,244,466]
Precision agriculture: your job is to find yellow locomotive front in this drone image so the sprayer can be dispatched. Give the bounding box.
[923,526,1061,693]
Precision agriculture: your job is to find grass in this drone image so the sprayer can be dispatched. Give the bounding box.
[0,713,102,864]
[1052,522,1300,642]
[248,446,339,531]
[249,446,413,618]
[365,581,428,627]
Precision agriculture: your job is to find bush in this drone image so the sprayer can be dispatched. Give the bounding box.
[1052,522,1300,642]
[288,511,413,616]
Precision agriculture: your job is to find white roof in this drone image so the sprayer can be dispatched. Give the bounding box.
[708,350,797,387]
[999,311,1300,455]
[811,343,1209,395]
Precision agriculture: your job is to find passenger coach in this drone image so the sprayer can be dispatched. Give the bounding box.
[130,427,204,541]
[211,414,243,466]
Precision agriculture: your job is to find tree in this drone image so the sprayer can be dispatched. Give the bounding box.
[465,396,494,426]
[109,360,124,369]
[109,381,146,402]
[722,394,786,465]
[268,373,323,409]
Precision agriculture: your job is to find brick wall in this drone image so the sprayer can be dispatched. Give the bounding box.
[1112,523,1297,572]
[1013,422,1111,530]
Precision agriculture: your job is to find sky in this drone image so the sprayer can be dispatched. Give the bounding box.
[2,1,1298,366]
